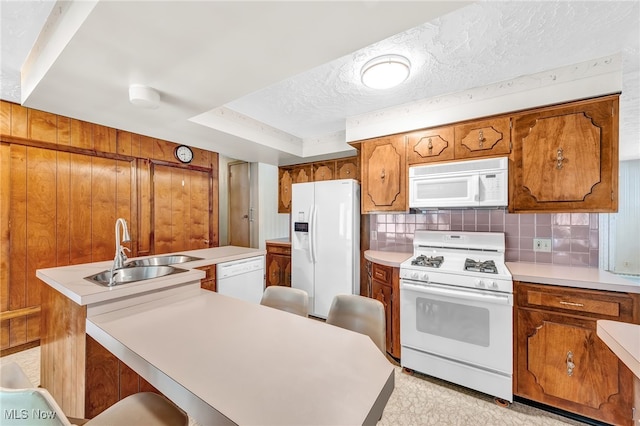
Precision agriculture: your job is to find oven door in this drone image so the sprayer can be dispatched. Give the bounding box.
[400,279,512,375]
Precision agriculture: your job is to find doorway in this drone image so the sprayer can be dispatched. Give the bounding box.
[228,161,251,247]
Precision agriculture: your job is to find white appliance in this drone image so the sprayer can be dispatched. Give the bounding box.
[291,179,360,318]
[216,256,265,304]
[409,157,508,210]
[400,230,513,402]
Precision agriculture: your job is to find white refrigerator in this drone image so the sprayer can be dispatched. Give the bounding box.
[291,179,360,318]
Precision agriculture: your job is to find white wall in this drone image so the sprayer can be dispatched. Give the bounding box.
[254,163,289,249]
[602,160,640,276]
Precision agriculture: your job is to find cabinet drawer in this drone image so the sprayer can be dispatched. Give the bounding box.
[372,263,392,285]
[526,290,619,317]
[516,282,636,321]
[266,244,291,255]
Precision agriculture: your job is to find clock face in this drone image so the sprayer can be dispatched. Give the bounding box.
[175,145,193,163]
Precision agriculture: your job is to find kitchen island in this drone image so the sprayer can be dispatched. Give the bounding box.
[36,246,394,425]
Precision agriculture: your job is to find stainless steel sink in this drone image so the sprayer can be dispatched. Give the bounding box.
[125,254,203,267]
[84,265,187,286]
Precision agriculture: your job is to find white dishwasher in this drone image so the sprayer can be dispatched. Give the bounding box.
[216,256,265,304]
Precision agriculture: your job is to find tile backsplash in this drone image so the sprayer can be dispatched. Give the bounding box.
[369,210,599,267]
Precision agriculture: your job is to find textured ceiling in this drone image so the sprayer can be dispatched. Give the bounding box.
[1,1,639,164]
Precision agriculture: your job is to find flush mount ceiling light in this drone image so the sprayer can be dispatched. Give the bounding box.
[129,84,160,109]
[361,54,411,90]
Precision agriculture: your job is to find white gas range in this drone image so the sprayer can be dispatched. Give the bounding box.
[400,230,514,402]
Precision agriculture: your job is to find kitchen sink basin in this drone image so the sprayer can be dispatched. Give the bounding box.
[125,254,203,267]
[84,265,187,287]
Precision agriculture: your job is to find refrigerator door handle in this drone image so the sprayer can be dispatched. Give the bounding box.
[310,204,317,263]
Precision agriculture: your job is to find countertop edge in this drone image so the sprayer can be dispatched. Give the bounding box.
[507,262,640,294]
[364,250,412,268]
[597,320,640,379]
[36,246,265,306]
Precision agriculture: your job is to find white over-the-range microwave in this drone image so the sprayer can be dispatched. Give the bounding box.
[409,157,508,210]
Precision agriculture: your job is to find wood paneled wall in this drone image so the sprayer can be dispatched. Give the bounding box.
[0,101,219,353]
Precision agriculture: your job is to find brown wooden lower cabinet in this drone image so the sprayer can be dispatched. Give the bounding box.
[265,241,291,287]
[514,281,640,426]
[197,264,217,291]
[85,336,160,418]
[368,261,400,359]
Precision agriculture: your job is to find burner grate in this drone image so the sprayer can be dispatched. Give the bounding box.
[464,258,498,274]
[411,255,444,268]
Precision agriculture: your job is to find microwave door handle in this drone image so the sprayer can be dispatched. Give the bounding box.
[472,174,480,203]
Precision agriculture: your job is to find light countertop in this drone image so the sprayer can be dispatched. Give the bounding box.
[507,262,640,294]
[364,250,412,268]
[265,237,291,246]
[597,320,640,379]
[87,290,394,425]
[36,246,265,306]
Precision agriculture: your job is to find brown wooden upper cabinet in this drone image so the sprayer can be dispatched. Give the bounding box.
[407,126,454,165]
[454,116,512,160]
[361,135,407,213]
[278,164,310,213]
[335,157,359,180]
[510,95,619,213]
[278,157,359,213]
[313,161,335,181]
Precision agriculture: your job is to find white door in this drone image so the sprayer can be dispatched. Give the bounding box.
[291,182,315,312]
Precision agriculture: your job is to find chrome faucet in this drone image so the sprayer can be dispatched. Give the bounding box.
[110,218,131,285]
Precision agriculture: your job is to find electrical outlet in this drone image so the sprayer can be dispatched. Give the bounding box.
[533,238,552,252]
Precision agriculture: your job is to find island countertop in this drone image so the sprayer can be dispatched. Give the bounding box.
[86,290,395,425]
[36,246,265,306]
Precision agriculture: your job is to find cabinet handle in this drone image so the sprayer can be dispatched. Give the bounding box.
[559,301,584,307]
[478,130,485,148]
[380,168,385,180]
[427,137,433,155]
[566,351,575,376]
[556,148,564,170]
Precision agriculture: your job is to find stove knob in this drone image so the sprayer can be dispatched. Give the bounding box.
[475,279,485,288]
[490,281,499,289]
[420,272,429,281]
[411,272,419,279]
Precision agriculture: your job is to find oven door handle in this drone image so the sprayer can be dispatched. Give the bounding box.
[401,280,513,306]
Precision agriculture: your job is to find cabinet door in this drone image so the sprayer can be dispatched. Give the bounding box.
[278,164,313,214]
[510,96,618,212]
[153,165,212,253]
[454,116,511,159]
[371,279,393,355]
[516,308,634,425]
[336,157,359,180]
[313,161,335,181]
[266,254,292,287]
[278,168,293,213]
[361,135,407,213]
[407,126,454,164]
[292,165,312,184]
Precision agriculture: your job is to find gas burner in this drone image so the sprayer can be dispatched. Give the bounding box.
[411,255,444,268]
[464,258,498,274]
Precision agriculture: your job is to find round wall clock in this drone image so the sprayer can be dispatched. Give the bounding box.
[175,145,193,163]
